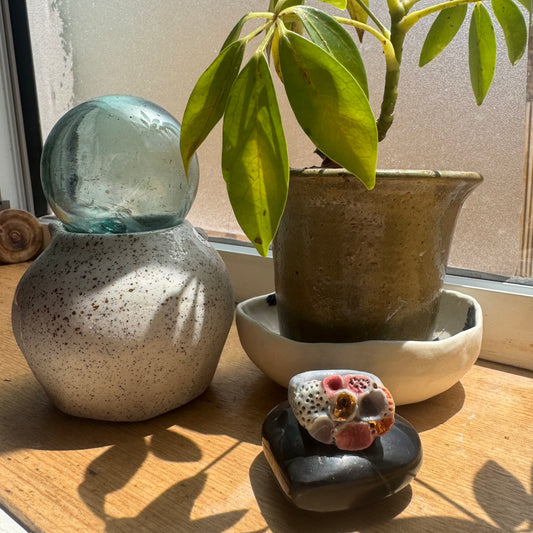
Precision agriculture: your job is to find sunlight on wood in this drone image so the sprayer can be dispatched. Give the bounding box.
[0,262,531,532]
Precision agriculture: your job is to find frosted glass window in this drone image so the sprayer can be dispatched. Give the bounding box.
[26,0,528,276]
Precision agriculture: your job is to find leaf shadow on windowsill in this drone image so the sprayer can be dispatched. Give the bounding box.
[0,372,217,454]
[77,432,248,533]
[250,452,533,533]
[0,338,285,455]
[0,374,251,531]
[472,461,533,531]
[249,452,415,533]
[0,354,463,457]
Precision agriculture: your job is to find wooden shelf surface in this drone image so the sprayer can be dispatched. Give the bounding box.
[0,262,532,532]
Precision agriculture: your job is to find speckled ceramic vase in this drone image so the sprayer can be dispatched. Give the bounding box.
[12,221,234,421]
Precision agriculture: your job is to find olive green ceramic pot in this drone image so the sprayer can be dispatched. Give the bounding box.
[273,169,482,343]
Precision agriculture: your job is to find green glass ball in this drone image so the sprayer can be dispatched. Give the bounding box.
[41,95,199,233]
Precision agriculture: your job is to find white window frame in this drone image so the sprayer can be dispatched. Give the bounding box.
[216,241,533,372]
[0,1,30,212]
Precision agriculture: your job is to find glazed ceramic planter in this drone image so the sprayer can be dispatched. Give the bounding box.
[236,289,482,405]
[273,169,482,343]
[12,221,234,421]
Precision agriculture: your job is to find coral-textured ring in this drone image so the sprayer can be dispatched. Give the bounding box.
[288,370,395,451]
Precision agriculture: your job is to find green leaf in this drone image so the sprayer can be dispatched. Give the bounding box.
[221,16,247,50]
[347,0,369,42]
[293,5,369,96]
[271,27,284,80]
[279,29,377,188]
[222,53,289,256]
[491,0,528,64]
[469,3,497,105]
[419,4,468,66]
[317,0,348,8]
[516,0,532,13]
[180,40,246,176]
[274,0,305,13]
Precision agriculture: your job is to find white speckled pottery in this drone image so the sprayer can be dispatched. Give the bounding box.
[12,221,234,421]
[236,290,482,405]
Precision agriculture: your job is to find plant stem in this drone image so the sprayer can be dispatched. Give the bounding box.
[376,38,405,140]
[256,21,277,54]
[375,0,484,140]
[401,0,485,31]
[402,0,425,12]
[352,0,390,38]
[373,1,407,141]
[245,12,276,21]
[242,20,274,45]
[387,0,406,19]
[334,16,396,58]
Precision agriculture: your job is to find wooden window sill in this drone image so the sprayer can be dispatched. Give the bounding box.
[0,262,531,532]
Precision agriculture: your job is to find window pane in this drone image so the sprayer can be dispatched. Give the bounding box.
[26,0,528,276]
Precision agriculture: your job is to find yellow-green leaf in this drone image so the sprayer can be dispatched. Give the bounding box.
[222,53,289,256]
[419,4,468,66]
[293,5,368,96]
[271,27,283,80]
[180,40,245,176]
[279,29,376,188]
[516,0,532,13]
[347,0,369,41]
[318,0,348,9]
[491,0,527,65]
[274,0,304,14]
[469,3,496,105]
[221,16,247,50]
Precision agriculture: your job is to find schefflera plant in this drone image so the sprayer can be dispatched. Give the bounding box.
[180,0,529,256]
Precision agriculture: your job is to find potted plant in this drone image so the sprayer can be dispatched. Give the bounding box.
[179,0,528,343]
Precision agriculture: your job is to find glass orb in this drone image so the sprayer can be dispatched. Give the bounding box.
[41,95,199,234]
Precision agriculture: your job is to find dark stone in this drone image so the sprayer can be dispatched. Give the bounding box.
[262,402,423,512]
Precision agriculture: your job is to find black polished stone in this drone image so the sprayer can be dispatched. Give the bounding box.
[262,402,422,512]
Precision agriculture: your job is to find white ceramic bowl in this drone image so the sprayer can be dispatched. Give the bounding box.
[236,290,482,405]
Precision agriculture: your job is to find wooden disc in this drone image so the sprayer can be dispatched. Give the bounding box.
[0,209,43,263]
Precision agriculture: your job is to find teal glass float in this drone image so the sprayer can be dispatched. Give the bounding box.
[12,96,234,422]
[41,95,199,234]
